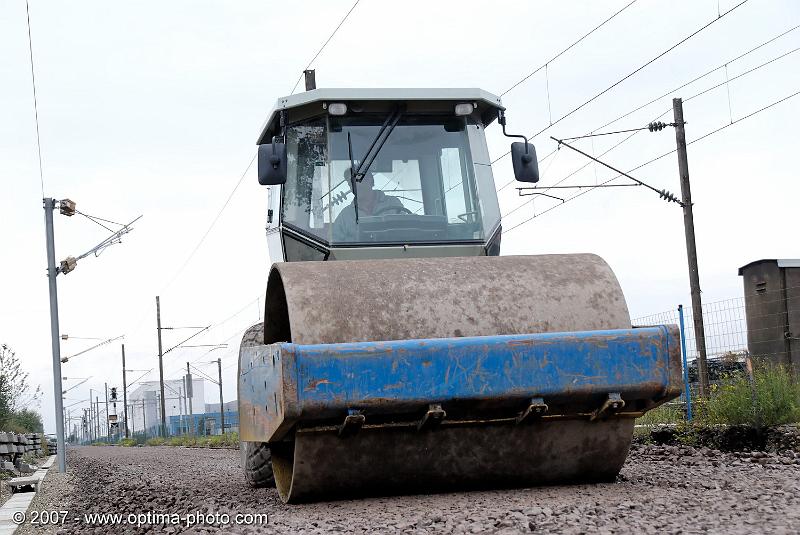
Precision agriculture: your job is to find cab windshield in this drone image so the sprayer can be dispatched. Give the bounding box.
[281,115,496,246]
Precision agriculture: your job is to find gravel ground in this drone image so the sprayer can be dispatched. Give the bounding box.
[15,467,73,535]
[16,444,800,534]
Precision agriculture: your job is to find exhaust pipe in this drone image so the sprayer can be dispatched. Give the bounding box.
[304,69,316,91]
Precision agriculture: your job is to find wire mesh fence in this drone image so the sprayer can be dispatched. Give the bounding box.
[633,281,800,423]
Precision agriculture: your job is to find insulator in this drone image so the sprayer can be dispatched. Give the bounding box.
[659,189,681,204]
[648,121,667,132]
[59,256,78,275]
[59,198,76,216]
[332,191,349,206]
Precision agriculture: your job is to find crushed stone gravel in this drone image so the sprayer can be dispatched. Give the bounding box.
[17,444,800,534]
[15,467,74,535]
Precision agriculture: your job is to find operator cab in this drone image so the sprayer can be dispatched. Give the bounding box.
[256,88,537,261]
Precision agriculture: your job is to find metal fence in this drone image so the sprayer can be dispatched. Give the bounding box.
[634,298,749,380]
[633,283,800,421]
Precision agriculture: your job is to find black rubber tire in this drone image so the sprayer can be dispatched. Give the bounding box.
[239,322,275,488]
[242,440,275,487]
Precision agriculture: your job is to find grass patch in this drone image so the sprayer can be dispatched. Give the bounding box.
[703,365,800,427]
[141,433,239,448]
[119,438,137,447]
[636,402,685,426]
[636,364,800,429]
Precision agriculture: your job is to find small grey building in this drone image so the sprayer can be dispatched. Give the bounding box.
[738,259,800,370]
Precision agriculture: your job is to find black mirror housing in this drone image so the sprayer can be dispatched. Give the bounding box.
[257,143,288,185]
[511,142,539,183]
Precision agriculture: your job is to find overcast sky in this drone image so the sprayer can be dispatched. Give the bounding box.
[2,0,798,434]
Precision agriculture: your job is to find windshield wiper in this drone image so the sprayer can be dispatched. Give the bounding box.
[347,132,360,223]
[351,107,403,183]
[347,107,404,225]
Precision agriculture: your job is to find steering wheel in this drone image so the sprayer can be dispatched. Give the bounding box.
[372,204,414,216]
[457,210,480,223]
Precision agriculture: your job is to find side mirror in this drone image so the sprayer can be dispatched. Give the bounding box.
[257,143,287,185]
[511,142,539,183]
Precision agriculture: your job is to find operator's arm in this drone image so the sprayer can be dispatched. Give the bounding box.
[333,205,356,242]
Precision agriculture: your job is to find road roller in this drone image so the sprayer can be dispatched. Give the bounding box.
[238,85,683,503]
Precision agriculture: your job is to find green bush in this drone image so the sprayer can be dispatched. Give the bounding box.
[703,365,800,427]
[167,435,201,447]
[145,437,165,446]
[203,432,239,448]
[119,438,137,447]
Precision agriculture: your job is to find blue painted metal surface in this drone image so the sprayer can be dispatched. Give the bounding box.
[238,326,682,443]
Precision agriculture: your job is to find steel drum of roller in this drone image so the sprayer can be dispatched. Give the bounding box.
[255,254,636,503]
[263,254,631,345]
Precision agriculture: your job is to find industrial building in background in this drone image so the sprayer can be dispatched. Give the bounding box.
[128,378,205,437]
[739,259,800,371]
[169,400,239,436]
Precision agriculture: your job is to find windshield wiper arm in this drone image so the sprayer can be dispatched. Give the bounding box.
[347,107,403,225]
[347,132,360,224]
[353,107,403,183]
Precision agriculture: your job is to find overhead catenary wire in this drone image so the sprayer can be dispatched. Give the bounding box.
[558,123,674,142]
[289,0,362,95]
[495,15,800,197]
[500,1,638,96]
[160,154,255,293]
[189,363,219,384]
[166,322,250,377]
[162,326,210,356]
[496,22,800,195]
[160,1,363,296]
[161,295,261,377]
[25,0,44,198]
[587,23,800,136]
[503,88,800,234]
[491,0,751,166]
[62,335,124,362]
[75,209,129,233]
[501,38,800,219]
[549,136,683,206]
[127,369,155,388]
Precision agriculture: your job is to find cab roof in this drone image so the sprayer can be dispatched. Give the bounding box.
[257,87,504,144]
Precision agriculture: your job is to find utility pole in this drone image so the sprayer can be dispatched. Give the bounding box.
[673,98,709,396]
[43,198,67,472]
[88,388,93,442]
[217,358,225,435]
[142,398,147,438]
[156,392,163,437]
[156,296,167,437]
[121,345,129,438]
[178,385,185,435]
[95,396,100,440]
[104,383,110,441]
[186,362,194,435]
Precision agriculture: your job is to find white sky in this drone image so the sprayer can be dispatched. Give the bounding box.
[1,0,798,434]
